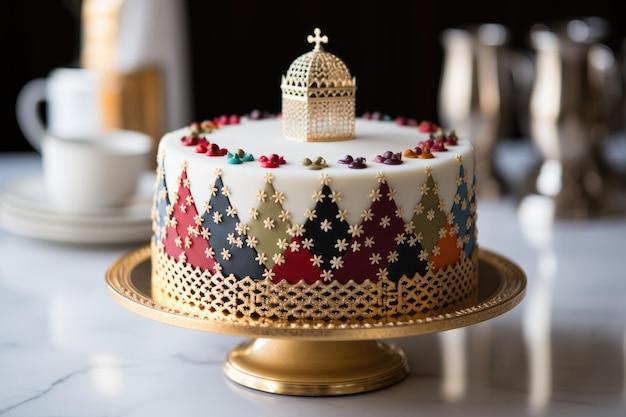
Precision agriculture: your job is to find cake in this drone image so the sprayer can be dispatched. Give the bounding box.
[150,29,478,326]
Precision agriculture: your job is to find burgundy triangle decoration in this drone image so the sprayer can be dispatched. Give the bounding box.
[334,181,405,283]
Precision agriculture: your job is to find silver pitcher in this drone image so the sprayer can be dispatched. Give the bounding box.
[527,17,622,218]
[438,23,513,198]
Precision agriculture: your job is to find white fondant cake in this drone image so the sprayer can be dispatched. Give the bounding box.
[150,28,478,326]
[150,117,478,325]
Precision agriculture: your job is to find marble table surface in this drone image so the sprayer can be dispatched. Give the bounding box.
[1,149,626,417]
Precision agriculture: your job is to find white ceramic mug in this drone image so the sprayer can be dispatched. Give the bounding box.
[42,130,152,213]
[16,67,103,150]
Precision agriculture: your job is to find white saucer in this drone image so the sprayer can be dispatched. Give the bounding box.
[0,174,154,244]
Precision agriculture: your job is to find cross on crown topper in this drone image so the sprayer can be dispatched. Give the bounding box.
[307,28,328,51]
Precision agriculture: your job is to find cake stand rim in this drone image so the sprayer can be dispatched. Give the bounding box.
[105,245,526,340]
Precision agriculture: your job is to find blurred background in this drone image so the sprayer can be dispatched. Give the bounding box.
[2,0,624,154]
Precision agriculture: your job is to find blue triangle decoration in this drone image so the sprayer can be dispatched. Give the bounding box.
[153,157,170,245]
[451,164,470,240]
[386,232,428,282]
[301,184,352,270]
[200,177,265,280]
[465,171,477,259]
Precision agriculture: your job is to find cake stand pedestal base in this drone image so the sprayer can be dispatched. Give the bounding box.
[106,246,526,397]
[224,338,409,396]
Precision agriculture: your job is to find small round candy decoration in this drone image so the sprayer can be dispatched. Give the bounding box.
[419,137,447,152]
[181,135,205,147]
[302,156,328,170]
[417,120,439,133]
[259,154,286,168]
[214,114,240,127]
[337,155,367,169]
[337,154,353,164]
[373,151,402,165]
[436,129,458,146]
[403,147,422,158]
[206,143,228,156]
[394,115,419,127]
[417,147,434,159]
[227,148,254,164]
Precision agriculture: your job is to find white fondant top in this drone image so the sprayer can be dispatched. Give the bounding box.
[158,118,475,225]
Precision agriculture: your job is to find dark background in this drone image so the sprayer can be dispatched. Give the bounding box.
[2,0,624,153]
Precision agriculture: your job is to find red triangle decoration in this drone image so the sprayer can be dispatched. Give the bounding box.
[162,164,217,271]
[270,236,324,284]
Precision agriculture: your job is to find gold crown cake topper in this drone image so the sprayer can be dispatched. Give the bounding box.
[281,28,357,142]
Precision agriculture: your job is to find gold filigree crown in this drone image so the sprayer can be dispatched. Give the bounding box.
[281,28,357,142]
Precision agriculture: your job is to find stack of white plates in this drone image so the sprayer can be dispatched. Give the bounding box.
[0,174,154,244]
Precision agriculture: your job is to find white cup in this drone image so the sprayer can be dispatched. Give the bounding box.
[42,130,152,213]
[16,67,103,150]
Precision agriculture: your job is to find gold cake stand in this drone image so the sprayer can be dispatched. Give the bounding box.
[106,246,525,396]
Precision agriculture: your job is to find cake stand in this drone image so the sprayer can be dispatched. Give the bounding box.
[106,246,525,396]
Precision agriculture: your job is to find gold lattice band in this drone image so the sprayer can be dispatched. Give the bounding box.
[152,243,478,326]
